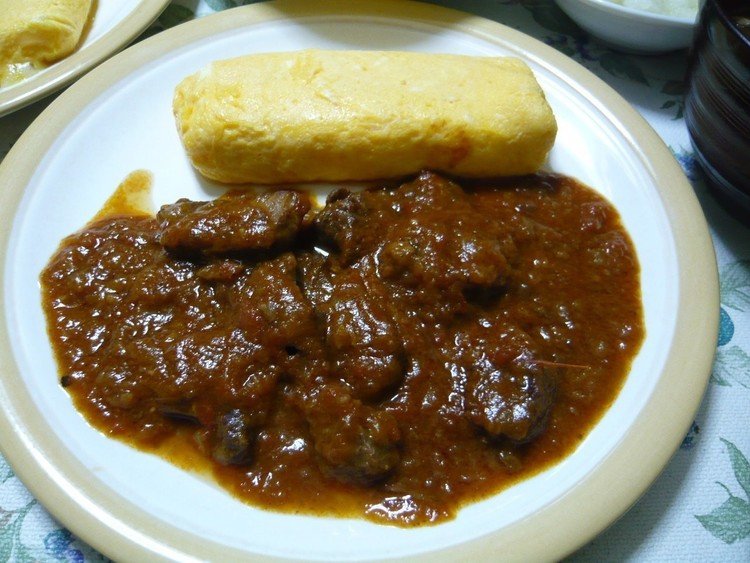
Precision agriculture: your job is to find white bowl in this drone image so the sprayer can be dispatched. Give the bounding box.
[554,0,698,53]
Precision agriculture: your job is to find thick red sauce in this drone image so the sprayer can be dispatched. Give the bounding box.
[41,171,643,526]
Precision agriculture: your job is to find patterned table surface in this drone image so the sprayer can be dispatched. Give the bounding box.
[0,1,748,561]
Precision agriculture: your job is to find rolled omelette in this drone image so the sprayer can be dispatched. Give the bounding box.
[173,50,557,184]
[0,0,93,85]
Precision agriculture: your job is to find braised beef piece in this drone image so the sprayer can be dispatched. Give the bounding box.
[157,190,311,254]
[314,188,390,264]
[325,267,405,401]
[239,252,403,480]
[236,253,318,353]
[317,172,515,275]
[314,172,466,262]
[458,328,556,443]
[381,173,515,292]
[212,409,255,466]
[206,254,316,466]
[377,212,513,292]
[317,172,515,299]
[302,383,401,485]
[298,253,405,402]
[466,361,556,443]
[394,170,471,212]
[296,252,332,311]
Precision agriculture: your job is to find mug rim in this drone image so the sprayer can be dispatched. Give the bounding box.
[713,0,750,51]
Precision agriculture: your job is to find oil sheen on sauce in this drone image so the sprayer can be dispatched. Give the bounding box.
[41,171,644,526]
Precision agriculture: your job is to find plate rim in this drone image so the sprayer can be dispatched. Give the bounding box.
[0,0,718,561]
[0,0,171,118]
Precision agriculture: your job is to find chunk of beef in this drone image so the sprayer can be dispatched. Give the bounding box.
[326,267,405,401]
[235,253,330,389]
[315,172,514,297]
[212,409,255,466]
[314,188,391,264]
[237,253,318,352]
[316,174,472,263]
[294,255,403,481]
[303,383,401,485]
[157,190,310,254]
[388,170,474,215]
[377,211,513,292]
[457,326,556,443]
[298,253,405,401]
[296,251,333,311]
[466,361,555,443]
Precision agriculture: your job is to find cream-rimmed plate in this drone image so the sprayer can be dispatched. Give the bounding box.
[0,0,169,117]
[0,1,718,561]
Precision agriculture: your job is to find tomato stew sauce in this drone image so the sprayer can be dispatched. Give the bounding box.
[41,171,643,526]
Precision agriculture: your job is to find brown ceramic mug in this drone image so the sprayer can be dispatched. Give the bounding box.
[685,0,750,220]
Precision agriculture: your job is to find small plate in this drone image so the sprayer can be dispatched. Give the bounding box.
[0,1,717,560]
[0,0,170,117]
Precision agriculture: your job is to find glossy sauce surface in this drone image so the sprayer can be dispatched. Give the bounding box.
[41,172,643,526]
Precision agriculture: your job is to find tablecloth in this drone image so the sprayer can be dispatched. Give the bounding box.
[0,1,748,561]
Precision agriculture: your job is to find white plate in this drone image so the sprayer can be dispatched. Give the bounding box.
[0,1,718,561]
[0,0,169,117]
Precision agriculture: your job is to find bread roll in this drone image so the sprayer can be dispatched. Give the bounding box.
[173,50,557,184]
[0,0,93,85]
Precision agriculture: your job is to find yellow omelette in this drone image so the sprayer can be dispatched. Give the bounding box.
[0,0,93,85]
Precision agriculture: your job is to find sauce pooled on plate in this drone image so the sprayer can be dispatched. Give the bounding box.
[41,171,643,526]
